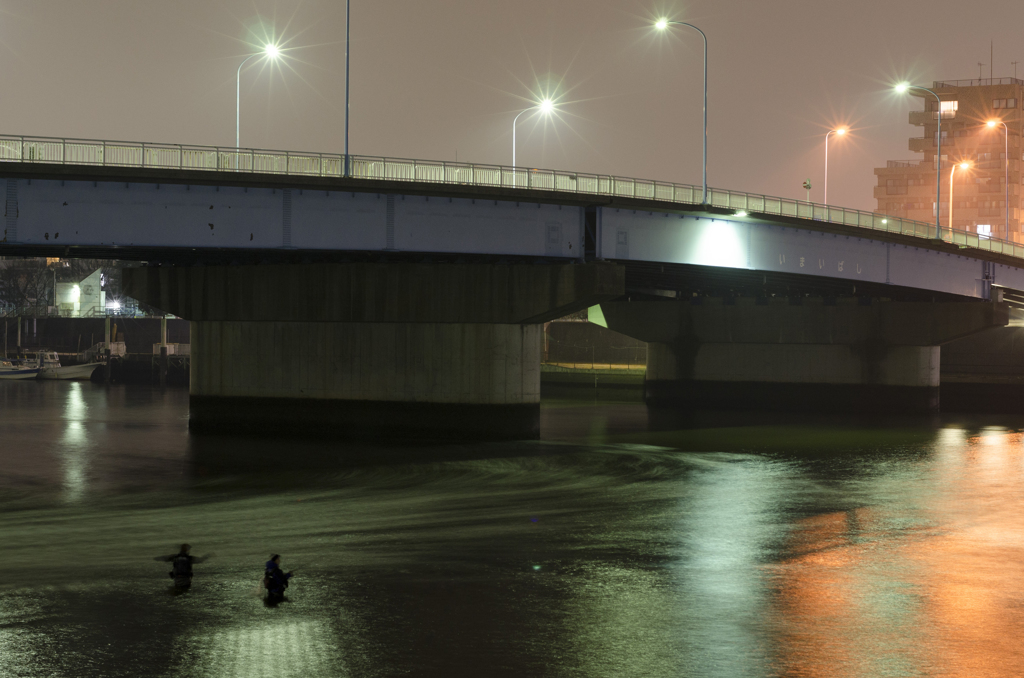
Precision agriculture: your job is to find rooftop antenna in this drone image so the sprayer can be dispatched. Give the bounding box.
[991,41,994,80]
[1013,61,1020,79]
[978,62,985,79]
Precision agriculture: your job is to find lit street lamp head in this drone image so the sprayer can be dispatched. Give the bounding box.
[836,128,847,136]
[264,44,281,59]
[960,162,970,170]
[538,99,555,114]
[895,83,910,94]
[987,120,998,128]
[655,19,669,30]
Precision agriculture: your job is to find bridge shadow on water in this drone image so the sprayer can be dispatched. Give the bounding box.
[541,399,1024,458]
[185,428,586,486]
[186,398,1024,486]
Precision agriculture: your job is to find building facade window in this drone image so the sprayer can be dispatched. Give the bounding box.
[994,98,1018,109]
[940,101,959,117]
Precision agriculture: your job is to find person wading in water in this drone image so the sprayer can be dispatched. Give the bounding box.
[263,554,295,604]
[154,544,211,591]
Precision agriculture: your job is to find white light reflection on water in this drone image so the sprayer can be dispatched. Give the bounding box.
[669,455,794,677]
[177,619,348,678]
[59,382,90,503]
[567,451,800,678]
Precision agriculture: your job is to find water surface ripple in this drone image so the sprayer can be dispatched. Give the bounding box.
[2,382,1022,676]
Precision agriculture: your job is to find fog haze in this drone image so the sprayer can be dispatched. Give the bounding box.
[1,0,1021,210]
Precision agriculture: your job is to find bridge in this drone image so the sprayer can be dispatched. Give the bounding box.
[0,134,1019,437]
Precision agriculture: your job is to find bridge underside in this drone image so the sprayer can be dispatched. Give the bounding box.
[601,297,1010,414]
[125,261,623,440]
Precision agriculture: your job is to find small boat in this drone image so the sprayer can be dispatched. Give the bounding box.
[35,352,103,381]
[0,359,41,380]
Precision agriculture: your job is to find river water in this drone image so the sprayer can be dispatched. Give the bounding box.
[2,381,1023,677]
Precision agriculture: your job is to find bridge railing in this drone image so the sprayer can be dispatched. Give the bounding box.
[1,133,1022,260]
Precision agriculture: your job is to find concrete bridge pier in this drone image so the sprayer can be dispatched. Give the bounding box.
[125,262,623,439]
[601,297,1009,414]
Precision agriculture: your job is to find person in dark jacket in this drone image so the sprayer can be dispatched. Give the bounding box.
[264,554,295,604]
[154,544,211,590]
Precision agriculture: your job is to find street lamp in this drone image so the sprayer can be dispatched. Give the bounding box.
[824,127,847,205]
[986,119,1010,235]
[236,44,282,148]
[344,0,351,176]
[896,83,944,239]
[512,98,555,169]
[949,161,971,236]
[655,19,708,205]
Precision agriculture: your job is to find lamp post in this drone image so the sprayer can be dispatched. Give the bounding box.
[236,44,281,148]
[986,119,1010,235]
[949,162,971,235]
[896,83,944,239]
[512,99,555,169]
[655,19,708,204]
[824,127,846,205]
[344,0,351,176]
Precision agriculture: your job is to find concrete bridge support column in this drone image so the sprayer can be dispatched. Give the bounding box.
[645,340,941,413]
[125,262,623,439]
[189,320,543,438]
[602,298,1009,414]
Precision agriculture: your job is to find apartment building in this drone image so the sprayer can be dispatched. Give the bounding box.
[874,78,1023,242]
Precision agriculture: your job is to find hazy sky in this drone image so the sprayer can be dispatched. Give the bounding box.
[1,0,1021,210]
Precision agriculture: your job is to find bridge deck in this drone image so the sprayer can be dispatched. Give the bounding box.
[1,135,1023,302]
[0,133,1020,261]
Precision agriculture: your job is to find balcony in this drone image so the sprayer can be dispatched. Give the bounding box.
[909,111,929,125]
[979,208,1005,217]
[887,159,922,169]
[908,137,933,153]
[908,110,956,125]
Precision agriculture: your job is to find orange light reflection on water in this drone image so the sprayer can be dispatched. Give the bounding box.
[767,428,1024,677]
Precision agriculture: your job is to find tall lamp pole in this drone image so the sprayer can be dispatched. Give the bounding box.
[949,162,971,234]
[987,119,1010,235]
[236,44,281,148]
[655,19,708,205]
[896,84,944,239]
[824,127,847,205]
[344,0,351,176]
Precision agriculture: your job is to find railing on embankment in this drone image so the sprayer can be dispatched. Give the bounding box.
[0,134,1021,261]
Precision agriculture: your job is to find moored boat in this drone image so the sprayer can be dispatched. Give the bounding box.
[35,352,102,380]
[0,359,41,380]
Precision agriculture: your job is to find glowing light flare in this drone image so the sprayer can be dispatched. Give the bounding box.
[835,128,847,136]
[987,120,998,128]
[960,162,971,170]
[655,18,669,30]
[264,44,281,59]
[691,220,748,269]
[538,99,555,114]
[895,83,910,94]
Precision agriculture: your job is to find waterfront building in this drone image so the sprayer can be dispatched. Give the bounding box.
[874,78,1023,242]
